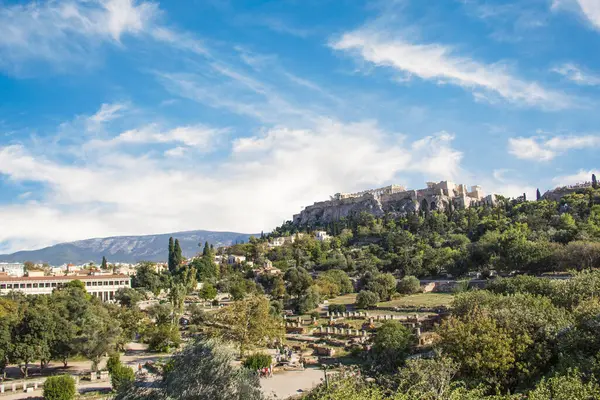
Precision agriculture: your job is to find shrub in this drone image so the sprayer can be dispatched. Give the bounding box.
[43,375,76,400]
[356,290,379,309]
[328,304,347,314]
[242,353,272,370]
[111,364,135,392]
[106,352,121,374]
[397,276,421,295]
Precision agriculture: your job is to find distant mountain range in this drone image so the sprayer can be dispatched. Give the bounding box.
[0,230,256,266]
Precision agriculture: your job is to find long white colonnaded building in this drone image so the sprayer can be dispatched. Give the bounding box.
[0,274,132,302]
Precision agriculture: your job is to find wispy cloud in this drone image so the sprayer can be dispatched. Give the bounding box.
[508,134,600,161]
[0,0,206,75]
[552,63,600,85]
[87,124,227,150]
[331,29,571,109]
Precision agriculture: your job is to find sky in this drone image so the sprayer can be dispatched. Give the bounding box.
[0,0,599,253]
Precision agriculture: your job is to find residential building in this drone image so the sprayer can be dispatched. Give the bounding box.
[0,263,25,277]
[315,231,331,241]
[227,255,247,265]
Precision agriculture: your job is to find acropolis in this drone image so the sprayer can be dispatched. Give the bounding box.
[293,181,496,226]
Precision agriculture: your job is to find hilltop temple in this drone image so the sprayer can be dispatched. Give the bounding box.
[293,181,496,226]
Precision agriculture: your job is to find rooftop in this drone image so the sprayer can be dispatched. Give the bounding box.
[0,274,131,282]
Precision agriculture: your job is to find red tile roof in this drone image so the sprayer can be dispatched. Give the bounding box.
[0,274,130,282]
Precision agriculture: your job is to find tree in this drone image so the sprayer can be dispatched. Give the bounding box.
[43,375,76,400]
[101,256,108,270]
[437,311,517,391]
[367,273,397,301]
[173,239,183,270]
[202,241,211,257]
[297,285,321,314]
[593,173,598,189]
[397,276,421,295]
[146,323,181,352]
[356,290,379,309]
[199,283,218,301]
[111,364,136,392]
[11,302,56,377]
[242,353,272,370]
[536,189,542,201]
[168,237,176,273]
[115,339,265,400]
[23,261,35,271]
[284,267,313,298]
[371,320,414,372]
[77,305,122,371]
[132,262,163,295]
[528,371,600,400]
[115,288,144,308]
[213,295,284,357]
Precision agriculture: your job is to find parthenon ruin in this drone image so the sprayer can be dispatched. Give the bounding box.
[293,181,496,226]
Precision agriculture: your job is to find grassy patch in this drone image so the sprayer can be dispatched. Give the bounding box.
[324,294,357,305]
[378,293,454,308]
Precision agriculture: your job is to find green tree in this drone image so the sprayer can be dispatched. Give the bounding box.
[199,283,218,301]
[284,267,313,298]
[43,375,76,400]
[146,323,181,352]
[101,256,108,269]
[168,237,176,273]
[77,305,122,371]
[528,371,600,400]
[371,320,414,372]
[116,339,265,400]
[356,290,379,309]
[132,262,163,295]
[111,364,136,392]
[367,273,397,301]
[242,353,272,370]
[115,288,144,308]
[297,285,321,314]
[213,295,284,357]
[173,239,183,270]
[397,276,421,295]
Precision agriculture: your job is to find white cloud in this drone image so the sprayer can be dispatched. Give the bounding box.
[89,103,128,123]
[576,0,600,29]
[0,0,206,74]
[553,0,600,30]
[0,111,465,252]
[331,29,571,109]
[508,134,600,161]
[552,63,600,85]
[553,169,600,186]
[508,137,557,161]
[87,124,227,150]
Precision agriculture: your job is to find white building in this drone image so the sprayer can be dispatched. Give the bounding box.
[227,255,247,265]
[0,263,25,277]
[0,274,132,302]
[315,231,331,242]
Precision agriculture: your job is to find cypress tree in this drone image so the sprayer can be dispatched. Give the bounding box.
[202,241,210,257]
[101,256,108,270]
[168,237,175,273]
[593,173,598,189]
[536,189,541,201]
[523,192,527,202]
[174,239,183,270]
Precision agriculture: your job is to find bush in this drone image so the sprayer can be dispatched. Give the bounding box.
[111,364,135,392]
[356,290,379,309]
[328,304,347,314]
[43,375,76,400]
[397,276,421,295]
[106,352,121,374]
[242,353,272,370]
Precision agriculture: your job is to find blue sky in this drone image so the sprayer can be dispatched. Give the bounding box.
[0,0,599,252]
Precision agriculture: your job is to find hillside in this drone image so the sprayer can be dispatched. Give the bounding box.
[0,230,255,265]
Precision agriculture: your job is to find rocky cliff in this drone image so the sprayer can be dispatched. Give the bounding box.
[293,193,451,226]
